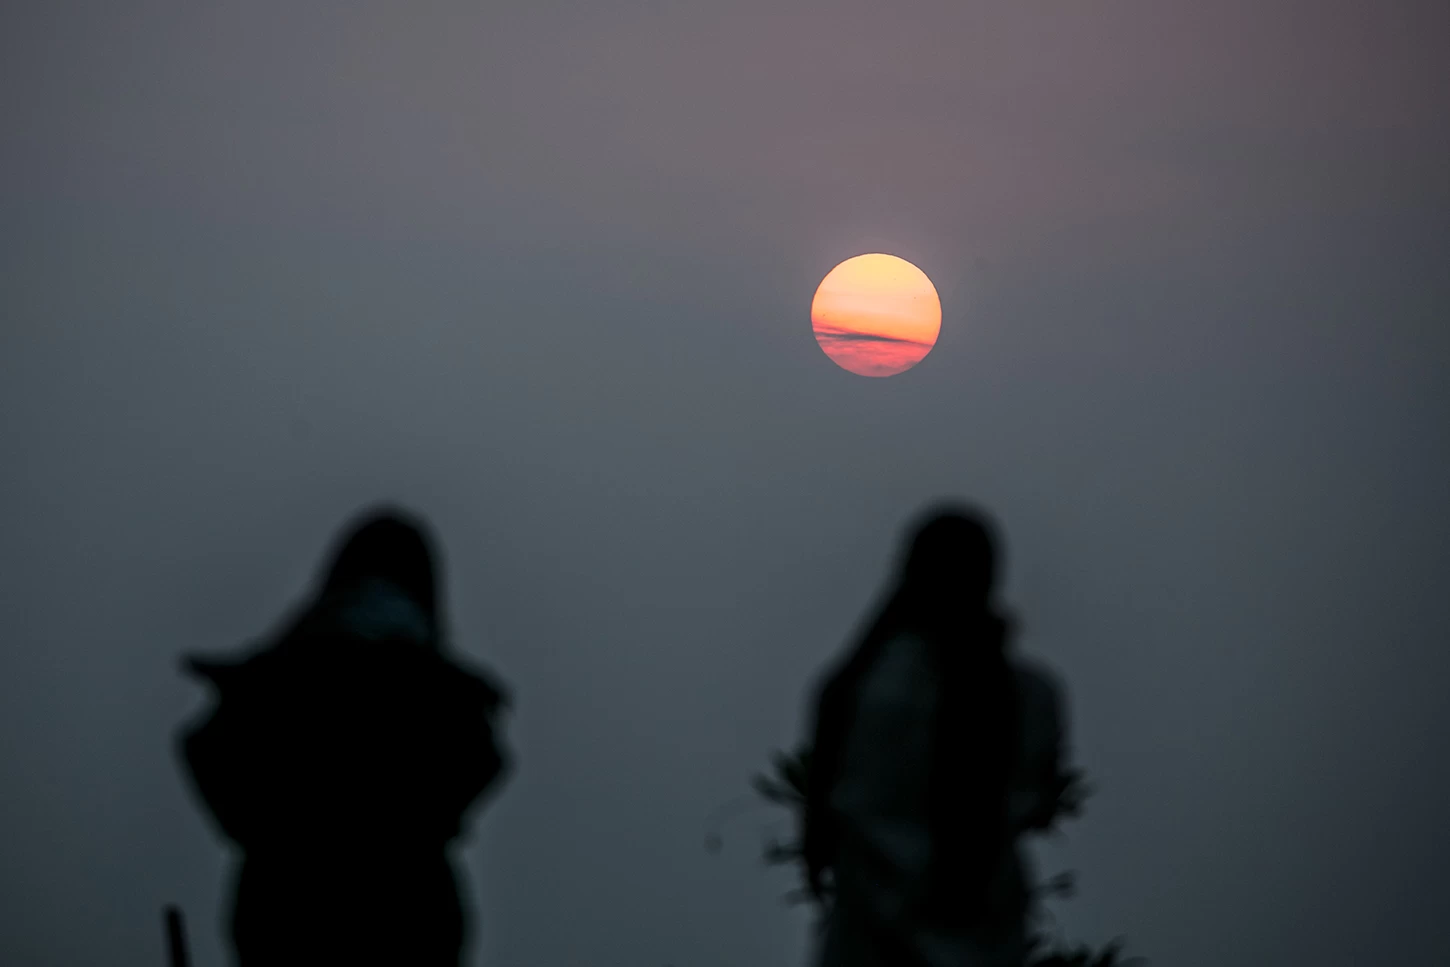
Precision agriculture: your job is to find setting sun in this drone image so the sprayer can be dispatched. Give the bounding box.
[811,254,941,377]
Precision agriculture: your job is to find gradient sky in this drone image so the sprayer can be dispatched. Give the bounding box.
[811,254,941,377]
[3,2,1449,965]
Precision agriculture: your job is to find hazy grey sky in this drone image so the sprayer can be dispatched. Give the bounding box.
[3,2,1448,965]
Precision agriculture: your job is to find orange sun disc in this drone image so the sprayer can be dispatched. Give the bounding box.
[811,254,942,377]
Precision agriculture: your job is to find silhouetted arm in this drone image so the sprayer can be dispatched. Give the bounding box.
[429,674,512,841]
[1012,663,1072,833]
[179,702,261,847]
[457,709,509,813]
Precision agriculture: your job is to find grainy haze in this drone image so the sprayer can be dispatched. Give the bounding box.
[3,2,1448,965]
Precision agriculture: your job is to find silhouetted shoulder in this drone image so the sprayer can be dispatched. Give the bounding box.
[1010,657,1064,720]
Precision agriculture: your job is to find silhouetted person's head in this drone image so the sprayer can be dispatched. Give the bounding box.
[899,505,1000,607]
[319,506,440,623]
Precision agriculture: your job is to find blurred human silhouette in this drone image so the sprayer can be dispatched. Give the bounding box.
[804,505,1071,967]
[177,506,511,966]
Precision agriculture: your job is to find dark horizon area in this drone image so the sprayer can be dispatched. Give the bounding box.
[4,2,1449,965]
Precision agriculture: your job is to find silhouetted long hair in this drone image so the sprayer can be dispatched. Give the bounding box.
[807,505,1019,918]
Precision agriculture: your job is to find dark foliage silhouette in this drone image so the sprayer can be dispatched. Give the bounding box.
[176,506,511,966]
